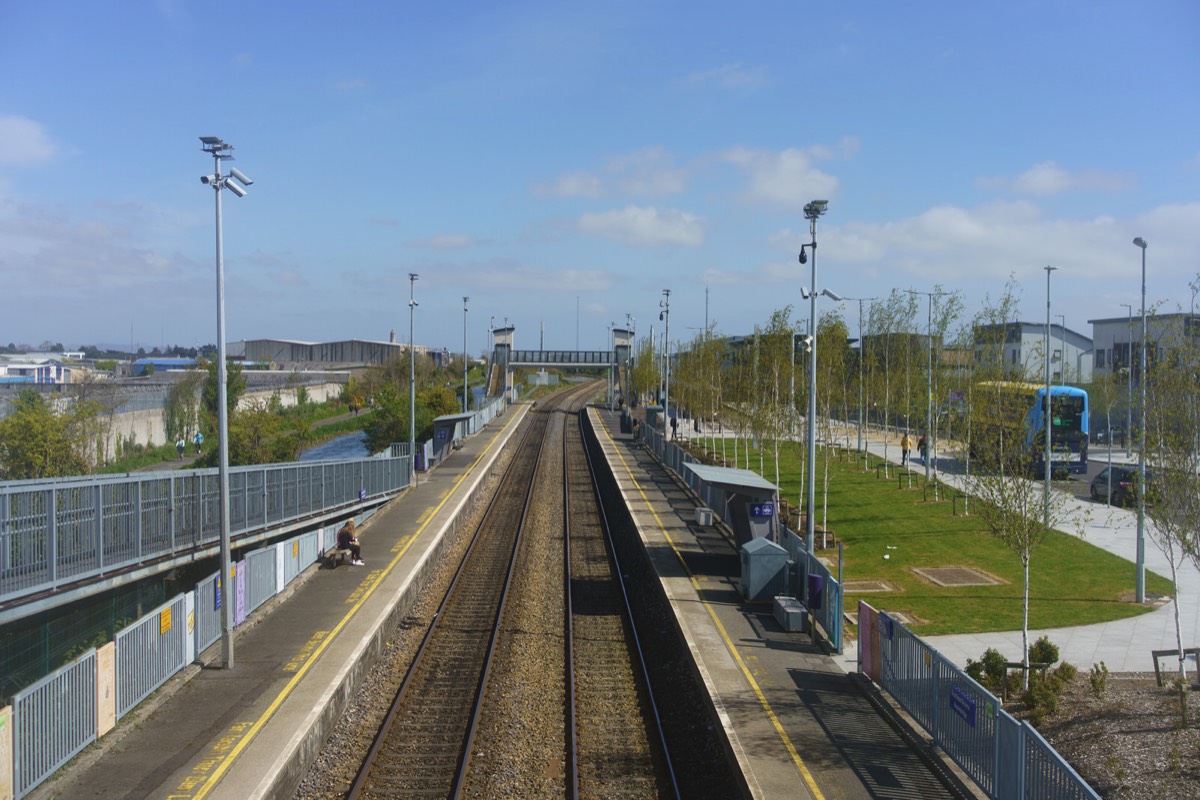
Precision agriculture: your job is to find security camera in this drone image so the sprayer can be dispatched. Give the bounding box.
[799,250,807,264]
[824,289,844,302]
[224,179,247,197]
[200,175,212,184]
[229,167,254,186]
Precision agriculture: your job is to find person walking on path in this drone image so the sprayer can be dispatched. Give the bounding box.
[193,431,204,454]
[900,432,912,466]
[176,437,186,461]
[917,434,929,465]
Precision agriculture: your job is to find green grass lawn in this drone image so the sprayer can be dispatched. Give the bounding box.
[688,441,1173,636]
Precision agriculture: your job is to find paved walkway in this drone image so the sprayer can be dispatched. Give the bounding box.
[671,422,1198,674]
[844,434,1200,675]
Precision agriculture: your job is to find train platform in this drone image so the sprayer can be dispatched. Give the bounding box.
[29,403,530,800]
[589,408,980,800]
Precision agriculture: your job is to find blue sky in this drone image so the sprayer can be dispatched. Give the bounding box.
[2,1,1198,355]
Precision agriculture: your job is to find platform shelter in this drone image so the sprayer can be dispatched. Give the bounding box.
[681,462,779,548]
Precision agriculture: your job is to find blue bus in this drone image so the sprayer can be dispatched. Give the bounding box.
[975,382,1089,475]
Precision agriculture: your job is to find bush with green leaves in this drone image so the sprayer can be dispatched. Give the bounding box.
[966,647,1009,691]
[1029,635,1060,666]
[1089,661,1109,698]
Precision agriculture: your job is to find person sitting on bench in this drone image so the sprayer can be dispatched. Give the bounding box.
[337,519,364,566]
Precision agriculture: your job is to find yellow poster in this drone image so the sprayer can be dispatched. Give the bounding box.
[97,642,116,737]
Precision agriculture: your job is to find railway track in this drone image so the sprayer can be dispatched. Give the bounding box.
[347,390,555,798]
[346,382,680,798]
[566,403,677,797]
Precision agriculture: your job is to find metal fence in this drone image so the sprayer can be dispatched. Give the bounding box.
[10,649,97,799]
[114,594,190,719]
[859,602,1099,800]
[639,423,845,650]
[6,507,379,799]
[0,453,412,608]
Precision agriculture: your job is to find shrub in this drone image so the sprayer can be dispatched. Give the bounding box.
[1089,662,1109,698]
[966,647,1009,691]
[1029,635,1060,666]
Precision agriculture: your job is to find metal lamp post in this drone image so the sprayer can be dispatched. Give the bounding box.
[409,273,419,485]
[462,297,470,413]
[798,199,829,559]
[906,289,947,481]
[1121,303,1133,457]
[1133,237,1148,603]
[1056,314,1067,385]
[659,289,671,434]
[199,135,253,670]
[1043,266,1057,529]
[843,297,877,452]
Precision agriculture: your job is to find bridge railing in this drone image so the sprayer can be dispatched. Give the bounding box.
[0,454,412,609]
[508,349,613,365]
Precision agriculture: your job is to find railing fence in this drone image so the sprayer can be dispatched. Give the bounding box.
[859,601,1099,800]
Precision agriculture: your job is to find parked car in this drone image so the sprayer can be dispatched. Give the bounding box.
[1090,466,1153,507]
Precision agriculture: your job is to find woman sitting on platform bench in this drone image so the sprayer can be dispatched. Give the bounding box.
[337,519,365,566]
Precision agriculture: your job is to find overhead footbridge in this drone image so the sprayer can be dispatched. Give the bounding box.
[485,324,634,402]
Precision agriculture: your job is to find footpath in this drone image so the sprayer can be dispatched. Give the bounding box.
[843,435,1200,675]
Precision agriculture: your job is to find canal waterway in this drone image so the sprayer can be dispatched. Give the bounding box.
[299,430,369,461]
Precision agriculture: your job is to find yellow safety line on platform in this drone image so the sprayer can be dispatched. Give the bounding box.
[186,409,522,800]
[599,418,825,800]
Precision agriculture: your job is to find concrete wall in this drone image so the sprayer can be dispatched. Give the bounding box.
[97,382,346,461]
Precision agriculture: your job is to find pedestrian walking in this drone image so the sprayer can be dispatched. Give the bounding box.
[176,437,185,461]
[193,431,204,454]
[917,434,929,465]
[900,432,912,466]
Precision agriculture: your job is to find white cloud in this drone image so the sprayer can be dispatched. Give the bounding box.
[535,171,604,198]
[536,147,686,199]
[0,117,56,166]
[681,63,768,91]
[578,205,704,246]
[770,200,1200,297]
[405,234,486,250]
[979,161,1135,196]
[722,146,840,210]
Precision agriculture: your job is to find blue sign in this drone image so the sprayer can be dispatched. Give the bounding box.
[949,685,977,727]
[750,503,775,518]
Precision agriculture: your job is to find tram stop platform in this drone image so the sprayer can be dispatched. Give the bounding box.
[28,403,530,800]
[588,407,981,800]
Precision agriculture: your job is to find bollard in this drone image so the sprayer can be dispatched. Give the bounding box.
[898,473,904,490]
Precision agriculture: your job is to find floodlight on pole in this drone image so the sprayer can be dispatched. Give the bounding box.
[799,199,830,566]
[1133,236,1148,604]
[199,135,253,670]
[409,273,419,486]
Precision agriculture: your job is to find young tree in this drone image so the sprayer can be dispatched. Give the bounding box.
[961,283,1079,687]
[1142,314,1200,724]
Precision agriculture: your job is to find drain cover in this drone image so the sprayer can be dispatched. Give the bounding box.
[844,580,893,593]
[912,566,1002,586]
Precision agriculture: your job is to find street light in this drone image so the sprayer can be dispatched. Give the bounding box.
[798,199,828,560]
[462,297,470,413]
[844,297,878,452]
[199,135,253,670]
[1043,266,1057,530]
[1120,303,1133,458]
[1058,315,1069,384]
[905,288,948,482]
[659,289,671,434]
[1133,236,1148,603]
[409,273,419,485]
